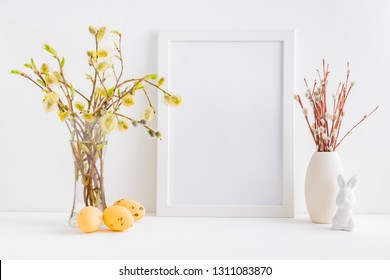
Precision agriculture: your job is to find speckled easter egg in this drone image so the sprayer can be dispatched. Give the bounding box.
[103,205,134,231]
[76,206,103,233]
[114,198,146,221]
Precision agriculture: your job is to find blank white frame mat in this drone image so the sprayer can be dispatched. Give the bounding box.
[157,29,294,217]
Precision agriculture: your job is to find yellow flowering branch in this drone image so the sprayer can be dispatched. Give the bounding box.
[12,25,181,139]
[17,72,45,91]
[142,88,155,113]
[112,33,124,90]
[143,79,171,96]
[115,112,160,138]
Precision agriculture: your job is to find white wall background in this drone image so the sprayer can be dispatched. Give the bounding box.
[0,0,388,214]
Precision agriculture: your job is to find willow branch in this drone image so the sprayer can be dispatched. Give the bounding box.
[335,106,378,149]
[116,113,153,131]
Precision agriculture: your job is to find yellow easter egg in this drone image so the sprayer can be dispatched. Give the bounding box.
[76,206,103,233]
[114,198,146,221]
[103,205,134,232]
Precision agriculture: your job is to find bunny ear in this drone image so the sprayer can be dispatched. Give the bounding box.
[348,175,358,189]
[337,174,346,189]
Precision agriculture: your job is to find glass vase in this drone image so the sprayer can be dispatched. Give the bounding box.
[66,117,108,227]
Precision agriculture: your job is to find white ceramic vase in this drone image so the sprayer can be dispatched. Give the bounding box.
[305,152,344,224]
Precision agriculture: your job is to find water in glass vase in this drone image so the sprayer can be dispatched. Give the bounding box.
[66,117,108,227]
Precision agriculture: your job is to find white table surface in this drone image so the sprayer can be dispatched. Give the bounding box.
[0,212,389,260]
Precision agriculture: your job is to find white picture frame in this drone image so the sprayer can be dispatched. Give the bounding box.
[157,29,294,217]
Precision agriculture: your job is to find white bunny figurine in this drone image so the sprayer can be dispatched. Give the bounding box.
[332,174,358,231]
